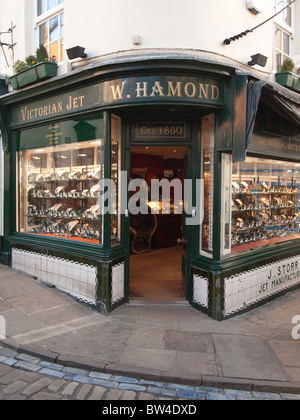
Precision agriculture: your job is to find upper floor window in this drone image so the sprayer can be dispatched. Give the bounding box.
[274,25,292,72]
[38,0,64,16]
[275,0,293,29]
[273,1,294,72]
[36,0,64,63]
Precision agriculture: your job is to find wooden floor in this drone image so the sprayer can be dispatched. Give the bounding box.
[129,246,186,303]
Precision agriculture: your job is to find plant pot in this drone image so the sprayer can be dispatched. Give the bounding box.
[9,61,57,90]
[276,71,300,93]
[293,76,300,93]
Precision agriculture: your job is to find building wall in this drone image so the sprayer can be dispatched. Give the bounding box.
[0,0,299,79]
[294,1,300,65]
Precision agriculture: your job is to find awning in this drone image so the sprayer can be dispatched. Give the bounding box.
[246,79,265,147]
[246,78,300,148]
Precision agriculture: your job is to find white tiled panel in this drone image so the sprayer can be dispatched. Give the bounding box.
[224,255,300,317]
[111,262,125,304]
[193,274,209,308]
[11,248,97,306]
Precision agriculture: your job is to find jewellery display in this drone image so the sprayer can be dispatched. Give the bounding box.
[231,179,300,249]
[18,142,105,243]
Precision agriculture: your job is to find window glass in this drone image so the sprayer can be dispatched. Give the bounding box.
[200,114,215,256]
[48,0,56,10]
[111,115,121,245]
[38,0,47,16]
[17,116,105,245]
[222,156,300,255]
[37,2,64,62]
[221,154,232,255]
[283,32,290,54]
[273,25,292,72]
[275,0,293,27]
[39,22,48,46]
[38,0,63,16]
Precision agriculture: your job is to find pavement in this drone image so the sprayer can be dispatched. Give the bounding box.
[0,264,300,398]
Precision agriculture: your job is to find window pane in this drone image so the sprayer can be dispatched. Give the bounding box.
[231,157,300,254]
[283,32,290,54]
[111,115,121,245]
[201,114,215,255]
[49,41,58,62]
[275,27,281,51]
[38,0,47,16]
[60,37,64,61]
[275,52,282,72]
[221,154,232,255]
[17,118,105,245]
[48,0,56,10]
[39,22,48,45]
[50,16,59,41]
[60,12,64,37]
[284,2,292,26]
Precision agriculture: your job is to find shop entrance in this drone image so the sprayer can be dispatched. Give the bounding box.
[129,145,189,303]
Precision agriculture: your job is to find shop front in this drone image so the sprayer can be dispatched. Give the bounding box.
[0,53,299,319]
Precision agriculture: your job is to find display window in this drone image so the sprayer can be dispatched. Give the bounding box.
[200,114,215,257]
[111,115,121,245]
[17,116,105,244]
[222,155,300,254]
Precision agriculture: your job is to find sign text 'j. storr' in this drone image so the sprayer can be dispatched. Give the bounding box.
[11,75,224,126]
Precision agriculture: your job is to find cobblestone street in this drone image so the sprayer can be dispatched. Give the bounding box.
[0,346,300,401]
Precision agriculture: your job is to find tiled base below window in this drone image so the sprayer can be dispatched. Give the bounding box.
[224,255,300,317]
[11,248,97,306]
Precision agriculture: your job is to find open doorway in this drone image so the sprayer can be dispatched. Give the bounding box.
[129,146,189,303]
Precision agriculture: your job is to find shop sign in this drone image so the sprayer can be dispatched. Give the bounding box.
[224,255,300,316]
[10,75,224,127]
[249,104,300,158]
[135,122,187,140]
[249,133,300,159]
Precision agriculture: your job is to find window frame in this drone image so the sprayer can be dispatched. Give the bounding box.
[37,0,64,18]
[273,0,295,72]
[221,154,300,257]
[35,0,64,64]
[274,0,294,32]
[199,113,215,259]
[273,24,293,72]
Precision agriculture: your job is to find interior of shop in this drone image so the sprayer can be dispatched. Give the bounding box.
[129,146,188,303]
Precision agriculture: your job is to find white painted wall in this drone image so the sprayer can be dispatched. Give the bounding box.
[0,0,299,78]
[64,0,275,72]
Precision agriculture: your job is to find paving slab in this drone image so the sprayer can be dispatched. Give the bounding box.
[268,340,300,368]
[0,277,43,299]
[118,346,177,372]
[7,290,74,315]
[30,303,93,326]
[129,327,164,349]
[3,309,44,337]
[172,351,218,376]
[164,330,215,353]
[212,334,287,381]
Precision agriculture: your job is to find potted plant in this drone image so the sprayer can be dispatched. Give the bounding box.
[275,58,300,93]
[9,45,57,90]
